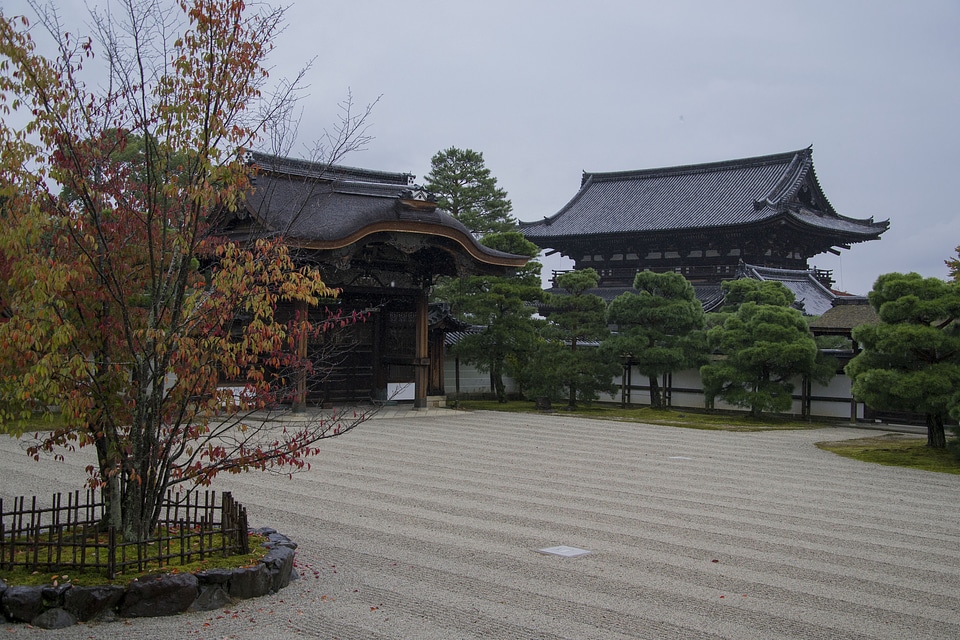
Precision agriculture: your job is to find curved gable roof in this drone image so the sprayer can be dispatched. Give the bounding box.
[521,148,888,243]
[236,152,526,270]
[737,262,838,316]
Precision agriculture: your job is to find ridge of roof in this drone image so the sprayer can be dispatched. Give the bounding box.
[524,148,811,233]
[580,148,807,185]
[740,262,824,280]
[753,147,812,211]
[247,150,415,186]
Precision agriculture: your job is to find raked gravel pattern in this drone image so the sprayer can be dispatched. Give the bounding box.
[1,410,959,639]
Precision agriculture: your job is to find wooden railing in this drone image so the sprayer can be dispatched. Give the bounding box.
[0,490,249,579]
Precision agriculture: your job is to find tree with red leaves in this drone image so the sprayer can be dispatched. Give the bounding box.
[0,0,374,539]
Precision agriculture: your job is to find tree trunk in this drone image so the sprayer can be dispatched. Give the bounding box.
[926,413,947,449]
[492,363,506,403]
[568,338,577,408]
[649,375,662,409]
[93,422,123,531]
[122,361,166,540]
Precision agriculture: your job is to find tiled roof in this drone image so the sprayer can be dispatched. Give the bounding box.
[444,325,483,346]
[237,152,525,267]
[543,283,725,312]
[521,148,888,242]
[737,263,837,316]
[429,303,470,332]
[248,151,414,186]
[808,297,880,332]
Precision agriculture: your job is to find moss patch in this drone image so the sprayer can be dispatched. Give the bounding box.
[455,400,822,432]
[816,433,960,474]
[0,533,268,587]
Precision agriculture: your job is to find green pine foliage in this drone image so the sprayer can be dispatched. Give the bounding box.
[846,272,960,449]
[602,271,707,409]
[720,279,796,310]
[446,232,544,402]
[424,147,516,236]
[701,280,832,417]
[523,269,619,407]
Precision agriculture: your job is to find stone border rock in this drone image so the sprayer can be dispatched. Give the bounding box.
[0,527,297,629]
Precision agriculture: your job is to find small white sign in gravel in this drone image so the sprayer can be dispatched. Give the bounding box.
[538,545,591,558]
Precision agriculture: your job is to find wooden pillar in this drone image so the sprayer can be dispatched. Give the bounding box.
[293,299,308,413]
[626,362,632,407]
[455,356,461,395]
[620,363,630,409]
[428,329,445,395]
[801,374,810,420]
[849,334,859,423]
[372,309,386,403]
[414,289,429,409]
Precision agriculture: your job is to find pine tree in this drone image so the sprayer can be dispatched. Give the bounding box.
[701,280,832,417]
[525,269,619,408]
[846,272,960,448]
[602,271,706,409]
[424,147,515,236]
[447,232,544,402]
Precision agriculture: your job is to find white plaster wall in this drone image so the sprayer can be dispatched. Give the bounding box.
[444,359,519,396]
[443,354,864,420]
[619,365,860,420]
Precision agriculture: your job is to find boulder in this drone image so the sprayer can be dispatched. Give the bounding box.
[119,572,198,618]
[262,545,296,592]
[251,526,277,537]
[2,585,45,623]
[264,532,298,550]
[195,568,234,585]
[228,563,272,599]
[192,584,232,612]
[63,585,126,622]
[0,529,297,625]
[42,583,71,607]
[31,607,77,629]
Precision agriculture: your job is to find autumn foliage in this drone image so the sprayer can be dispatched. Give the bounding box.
[0,0,367,538]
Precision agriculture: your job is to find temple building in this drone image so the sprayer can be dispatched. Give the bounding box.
[520,148,888,312]
[217,152,528,407]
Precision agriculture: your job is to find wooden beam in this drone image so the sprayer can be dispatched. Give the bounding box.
[414,289,429,409]
[293,299,308,413]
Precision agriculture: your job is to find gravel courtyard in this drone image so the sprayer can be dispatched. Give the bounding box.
[2,409,959,639]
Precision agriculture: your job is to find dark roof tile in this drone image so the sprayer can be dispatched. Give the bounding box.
[738,263,837,316]
[235,152,526,268]
[521,148,888,243]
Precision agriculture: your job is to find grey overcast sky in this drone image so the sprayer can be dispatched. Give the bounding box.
[5,0,959,295]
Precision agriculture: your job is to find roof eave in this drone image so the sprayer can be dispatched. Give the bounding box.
[288,222,529,269]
